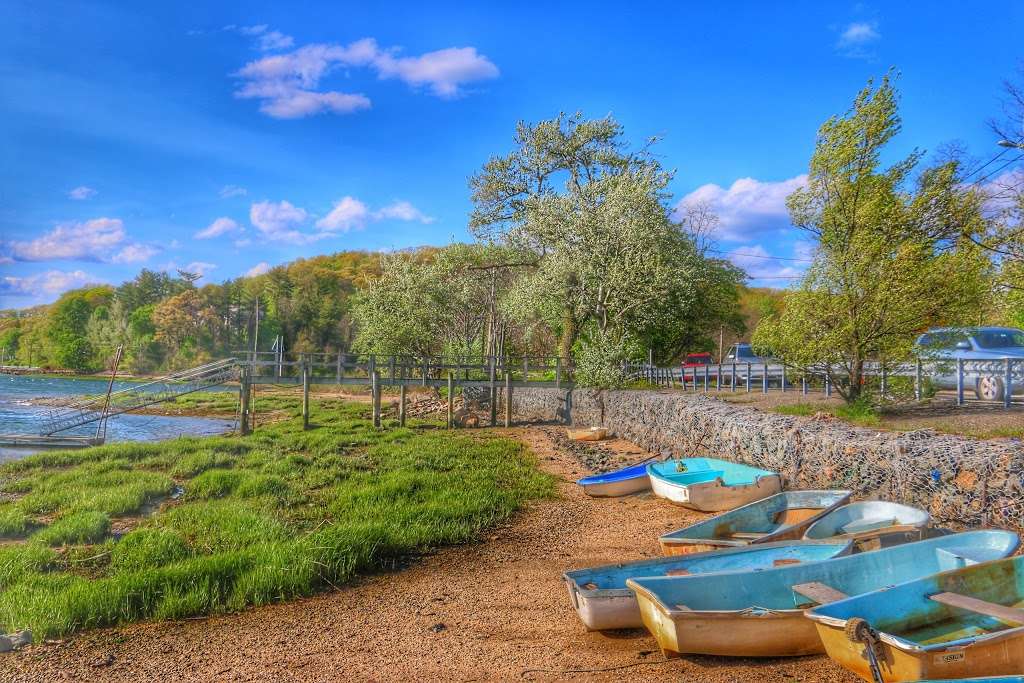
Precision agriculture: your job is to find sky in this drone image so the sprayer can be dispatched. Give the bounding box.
[2,1,1023,308]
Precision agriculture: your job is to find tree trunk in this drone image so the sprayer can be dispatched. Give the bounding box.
[846,356,864,402]
[559,309,577,361]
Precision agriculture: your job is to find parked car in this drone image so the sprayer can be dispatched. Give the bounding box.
[720,343,778,387]
[681,352,713,368]
[915,326,1024,401]
[724,343,771,365]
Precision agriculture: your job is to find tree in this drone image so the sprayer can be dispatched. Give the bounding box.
[470,112,743,378]
[754,75,993,402]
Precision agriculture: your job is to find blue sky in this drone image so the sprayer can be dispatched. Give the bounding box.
[2,1,1022,308]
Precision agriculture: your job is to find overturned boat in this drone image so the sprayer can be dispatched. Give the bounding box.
[803,500,931,550]
[659,490,852,555]
[807,553,1024,682]
[576,462,652,497]
[646,457,781,512]
[627,530,1019,658]
[563,539,852,631]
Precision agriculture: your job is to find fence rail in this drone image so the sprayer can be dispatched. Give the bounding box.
[624,357,1024,408]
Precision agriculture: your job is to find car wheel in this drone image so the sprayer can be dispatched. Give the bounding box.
[976,376,1005,402]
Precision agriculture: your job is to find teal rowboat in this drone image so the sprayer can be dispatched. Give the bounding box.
[563,539,852,631]
[807,554,1024,682]
[647,458,781,511]
[627,530,1019,658]
[659,490,852,555]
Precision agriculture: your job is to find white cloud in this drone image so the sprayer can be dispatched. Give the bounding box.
[111,243,160,264]
[982,168,1024,213]
[373,200,435,224]
[249,199,314,243]
[9,218,125,261]
[68,186,97,200]
[245,261,271,277]
[235,24,294,52]
[232,38,498,118]
[195,216,240,239]
[675,175,806,242]
[374,46,500,98]
[725,245,805,282]
[836,21,880,58]
[0,269,100,297]
[316,196,370,232]
[219,184,248,198]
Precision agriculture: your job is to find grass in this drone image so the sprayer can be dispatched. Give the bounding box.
[773,400,881,427]
[0,400,554,638]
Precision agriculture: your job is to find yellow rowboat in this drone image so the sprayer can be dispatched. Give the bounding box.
[566,427,608,441]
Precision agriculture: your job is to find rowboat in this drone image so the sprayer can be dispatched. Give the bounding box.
[576,462,652,497]
[659,490,852,555]
[807,553,1024,682]
[910,679,1024,683]
[566,427,608,441]
[646,457,782,512]
[563,539,853,631]
[803,501,931,550]
[627,530,1019,658]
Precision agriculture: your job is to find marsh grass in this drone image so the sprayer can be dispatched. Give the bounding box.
[0,400,554,637]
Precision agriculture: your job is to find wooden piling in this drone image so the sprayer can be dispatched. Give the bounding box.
[489,356,497,426]
[372,371,382,428]
[504,372,512,427]
[301,359,310,430]
[447,373,454,428]
[399,383,407,427]
[239,367,251,435]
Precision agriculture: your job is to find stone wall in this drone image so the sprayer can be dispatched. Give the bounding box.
[510,387,1024,531]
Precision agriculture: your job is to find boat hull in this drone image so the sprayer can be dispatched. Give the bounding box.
[635,601,821,657]
[579,476,650,497]
[648,471,781,512]
[815,624,1024,682]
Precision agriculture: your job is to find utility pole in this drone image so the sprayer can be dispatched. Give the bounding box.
[718,326,725,364]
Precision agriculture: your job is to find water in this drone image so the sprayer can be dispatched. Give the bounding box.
[0,374,235,461]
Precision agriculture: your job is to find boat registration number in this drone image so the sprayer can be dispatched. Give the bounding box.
[933,651,965,665]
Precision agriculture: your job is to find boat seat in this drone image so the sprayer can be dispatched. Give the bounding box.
[929,592,1024,625]
[729,532,769,540]
[792,582,849,605]
[838,518,896,535]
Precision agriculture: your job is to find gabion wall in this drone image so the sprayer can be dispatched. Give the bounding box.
[510,388,1024,531]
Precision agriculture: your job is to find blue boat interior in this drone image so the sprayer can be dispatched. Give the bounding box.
[810,551,1024,650]
[661,490,851,542]
[630,531,1019,614]
[647,458,776,488]
[565,542,849,591]
[577,462,650,486]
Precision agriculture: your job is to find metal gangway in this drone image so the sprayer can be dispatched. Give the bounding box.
[38,358,239,436]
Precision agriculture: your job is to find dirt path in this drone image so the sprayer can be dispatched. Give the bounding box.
[1,427,858,683]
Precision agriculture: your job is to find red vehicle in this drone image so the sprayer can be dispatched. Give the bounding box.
[681,352,714,368]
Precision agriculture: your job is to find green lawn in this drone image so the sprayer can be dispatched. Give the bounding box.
[0,400,554,638]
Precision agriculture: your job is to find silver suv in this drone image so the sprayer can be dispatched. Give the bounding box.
[915,327,1024,400]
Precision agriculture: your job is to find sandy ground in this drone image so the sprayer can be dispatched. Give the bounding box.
[1,426,859,683]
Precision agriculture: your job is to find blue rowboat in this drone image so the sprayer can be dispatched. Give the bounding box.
[627,530,1019,658]
[576,462,652,497]
[803,500,931,550]
[807,554,1024,682]
[647,457,782,512]
[660,490,852,555]
[911,679,1024,683]
[563,539,852,631]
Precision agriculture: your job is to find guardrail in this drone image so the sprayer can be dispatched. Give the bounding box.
[625,357,1024,408]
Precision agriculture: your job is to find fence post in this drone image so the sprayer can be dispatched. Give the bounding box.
[825,366,831,398]
[956,358,964,406]
[555,357,562,388]
[302,358,310,431]
[880,365,888,398]
[505,372,512,427]
[762,362,768,394]
[336,352,342,384]
[422,358,428,387]
[368,354,376,383]
[239,366,251,436]
[489,357,497,426]
[731,362,737,392]
[447,373,454,428]
[801,373,807,395]
[399,383,407,427]
[745,362,751,393]
[372,371,381,428]
[1005,358,1013,409]
[703,364,709,392]
[915,359,922,401]
[523,356,529,382]
[390,356,396,385]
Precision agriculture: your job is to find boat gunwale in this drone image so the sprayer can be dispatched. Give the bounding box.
[563,538,854,601]
[802,500,932,541]
[646,458,778,490]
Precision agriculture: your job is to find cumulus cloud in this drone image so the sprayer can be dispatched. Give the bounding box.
[836,21,880,58]
[316,196,370,232]
[195,217,241,239]
[236,24,294,51]
[5,217,154,266]
[249,199,314,243]
[373,200,435,224]
[245,261,271,277]
[0,269,101,297]
[219,184,248,198]
[68,186,97,200]
[725,245,806,282]
[232,38,498,118]
[675,175,806,242]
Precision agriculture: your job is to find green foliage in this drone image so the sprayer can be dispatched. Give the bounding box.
[754,74,993,402]
[0,400,554,638]
[572,327,635,388]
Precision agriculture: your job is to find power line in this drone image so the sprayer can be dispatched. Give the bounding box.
[708,248,813,263]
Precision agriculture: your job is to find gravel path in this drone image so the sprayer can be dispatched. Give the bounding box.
[1,427,859,682]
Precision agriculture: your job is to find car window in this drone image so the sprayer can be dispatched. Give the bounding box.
[920,331,970,350]
[973,330,1024,349]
